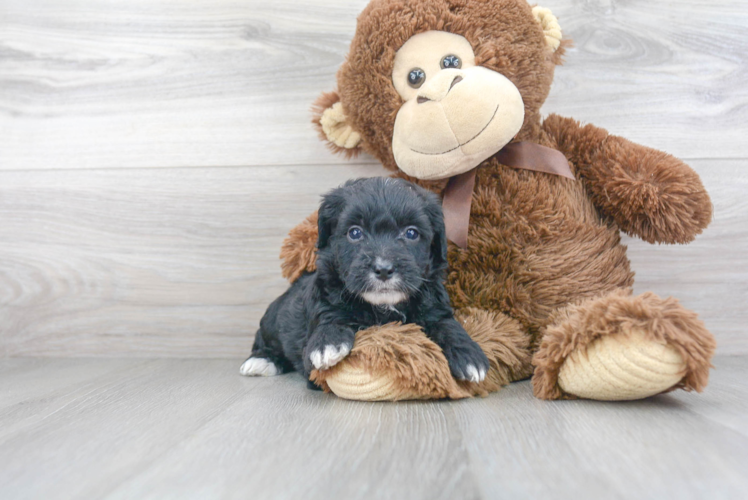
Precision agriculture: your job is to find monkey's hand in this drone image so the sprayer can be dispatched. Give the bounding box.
[280,211,319,282]
[544,114,712,244]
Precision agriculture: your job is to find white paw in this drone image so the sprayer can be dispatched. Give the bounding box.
[465,365,486,383]
[309,344,352,370]
[239,357,279,377]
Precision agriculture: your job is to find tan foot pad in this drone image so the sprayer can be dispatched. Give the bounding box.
[558,330,686,401]
[326,364,422,402]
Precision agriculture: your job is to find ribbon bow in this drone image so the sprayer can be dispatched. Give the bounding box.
[442,141,575,248]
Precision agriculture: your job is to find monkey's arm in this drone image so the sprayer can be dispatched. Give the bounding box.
[543,113,712,244]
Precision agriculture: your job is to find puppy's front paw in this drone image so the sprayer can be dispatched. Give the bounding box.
[305,325,355,371]
[444,342,490,383]
[464,364,487,383]
[308,343,352,370]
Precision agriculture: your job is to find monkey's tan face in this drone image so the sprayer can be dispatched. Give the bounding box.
[391,31,525,180]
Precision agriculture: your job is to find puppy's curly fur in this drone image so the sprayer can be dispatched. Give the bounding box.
[241,177,489,386]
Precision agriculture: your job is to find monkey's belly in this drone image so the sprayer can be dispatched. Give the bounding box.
[445,214,634,335]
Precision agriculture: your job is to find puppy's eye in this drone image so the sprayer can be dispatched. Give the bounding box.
[407,68,425,88]
[347,226,364,241]
[441,55,461,69]
[404,227,420,241]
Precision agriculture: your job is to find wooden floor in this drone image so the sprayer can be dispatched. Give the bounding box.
[1,0,747,498]
[0,356,747,500]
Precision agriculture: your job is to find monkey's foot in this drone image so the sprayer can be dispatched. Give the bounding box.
[532,289,716,401]
[310,323,473,401]
[311,309,532,401]
[557,330,686,400]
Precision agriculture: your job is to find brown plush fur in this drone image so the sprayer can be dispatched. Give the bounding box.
[285,0,715,400]
[532,289,717,400]
[279,212,318,281]
[544,115,713,244]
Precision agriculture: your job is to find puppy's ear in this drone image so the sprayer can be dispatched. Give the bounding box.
[423,191,448,271]
[317,187,347,250]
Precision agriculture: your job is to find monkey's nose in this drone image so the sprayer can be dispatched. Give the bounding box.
[417,74,464,104]
[373,260,395,281]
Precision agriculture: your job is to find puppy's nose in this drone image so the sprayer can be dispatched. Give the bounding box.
[373,260,394,281]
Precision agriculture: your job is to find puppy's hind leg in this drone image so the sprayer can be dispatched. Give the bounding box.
[239,328,291,377]
[239,357,281,377]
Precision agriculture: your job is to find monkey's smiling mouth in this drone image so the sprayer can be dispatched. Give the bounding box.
[410,103,500,156]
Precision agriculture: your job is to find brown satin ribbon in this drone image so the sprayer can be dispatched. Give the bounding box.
[442,141,574,248]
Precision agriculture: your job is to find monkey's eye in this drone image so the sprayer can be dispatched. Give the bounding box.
[407,68,426,88]
[404,227,420,241]
[441,55,461,69]
[347,226,364,241]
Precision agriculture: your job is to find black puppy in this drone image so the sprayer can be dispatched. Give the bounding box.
[240,177,490,386]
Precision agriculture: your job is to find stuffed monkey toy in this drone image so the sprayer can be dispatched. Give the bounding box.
[279,0,716,401]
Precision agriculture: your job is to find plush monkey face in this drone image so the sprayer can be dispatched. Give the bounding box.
[314,0,565,179]
[391,31,525,180]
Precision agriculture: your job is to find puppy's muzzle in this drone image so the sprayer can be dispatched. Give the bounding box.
[361,257,407,306]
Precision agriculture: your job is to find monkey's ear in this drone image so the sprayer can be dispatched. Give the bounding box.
[532,6,563,53]
[312,91,363,157]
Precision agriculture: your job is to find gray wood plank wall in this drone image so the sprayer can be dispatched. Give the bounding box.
[1,0,746,357]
